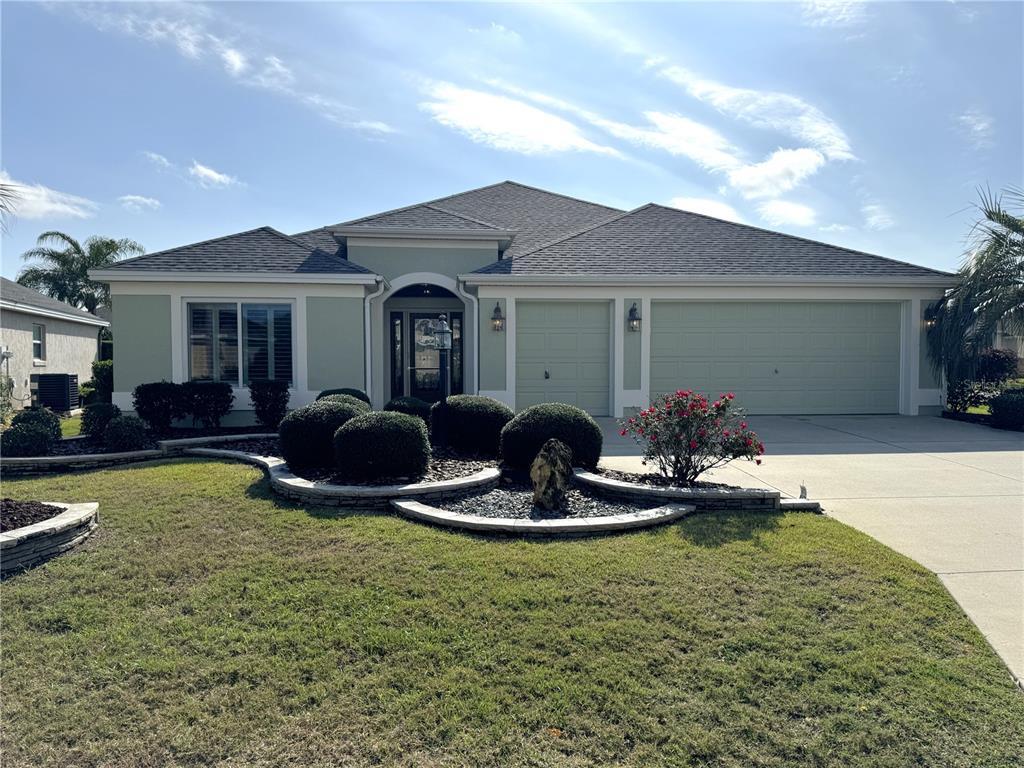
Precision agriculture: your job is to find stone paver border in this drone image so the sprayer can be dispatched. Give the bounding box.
[574,470,788,512]
[1,502,99,576]
[392,499,694,535]
[185,447,500,509]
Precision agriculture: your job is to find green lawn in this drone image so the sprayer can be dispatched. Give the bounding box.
[60,414,82,437]
[3,460,1022,767]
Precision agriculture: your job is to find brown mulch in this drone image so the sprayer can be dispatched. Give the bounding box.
[1,499,65,533]
[598,468,733,490]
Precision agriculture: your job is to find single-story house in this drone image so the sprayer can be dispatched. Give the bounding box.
[91,181,953,421]
[1,277,109,410]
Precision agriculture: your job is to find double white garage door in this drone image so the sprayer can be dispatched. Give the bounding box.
[515,300,901,416]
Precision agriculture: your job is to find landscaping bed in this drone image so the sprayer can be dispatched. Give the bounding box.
[0,499,65,533]
[598,467,734,489]
[443,479,649,520]
[47,435,156,456]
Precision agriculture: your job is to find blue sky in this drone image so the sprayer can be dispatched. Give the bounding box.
[2,1,1020,280]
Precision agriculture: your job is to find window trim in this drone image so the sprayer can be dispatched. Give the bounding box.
[31,323,46,362]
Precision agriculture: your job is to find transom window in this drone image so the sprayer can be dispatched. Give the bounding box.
[187,302,292,386]
[32,323,46,361]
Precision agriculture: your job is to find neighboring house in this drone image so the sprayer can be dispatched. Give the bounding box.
[0,277,109,410]
[90,181,954,421]
[994,323,1024,372]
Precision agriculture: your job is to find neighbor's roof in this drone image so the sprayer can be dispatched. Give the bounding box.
[471,203,954,281]
[99,227,371,275]
[329,181,623,257]
[1,277,108,324]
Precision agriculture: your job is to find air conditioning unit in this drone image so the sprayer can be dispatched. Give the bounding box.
[34,373,79,412]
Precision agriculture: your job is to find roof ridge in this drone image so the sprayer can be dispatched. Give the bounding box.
[499,180,624,213]
[504,204,654,261]
[263,226,333,254]
[649,203,954,277]
[108,225,277,268]
[421,203,506,230]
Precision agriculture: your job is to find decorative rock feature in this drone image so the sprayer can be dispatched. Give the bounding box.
[530,438,573,511]
[392,499,694,536]
[1,502,99,576]
[575,470,784,512]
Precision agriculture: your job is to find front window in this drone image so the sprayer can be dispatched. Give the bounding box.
[32,324,46,361]
[187,302,292,385]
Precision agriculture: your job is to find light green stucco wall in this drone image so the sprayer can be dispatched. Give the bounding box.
[623,298,641,390]
[113,294,172,391]
[479,297,506,390]
[919,301,940,389]
[348,244,496,281]
[306,296,364,392]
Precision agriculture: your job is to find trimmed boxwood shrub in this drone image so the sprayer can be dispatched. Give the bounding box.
[81,403,122,438]
[133,382,187,434]
[316,387,370,405]
[1,422,53,457]
[499,403,603,470]
[278,399,366,469]
[430,395,513,456]
[91,359,114,403]
[11,407,62,442]
[384,396,432,423]
[318,393,371,412]
[104,415,151,451]
[990,388,1024,431]
[249,380,290,429]
[182,381,235,428]
[333,411,430,481]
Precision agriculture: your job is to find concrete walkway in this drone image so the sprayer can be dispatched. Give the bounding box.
[598,414,1024,684]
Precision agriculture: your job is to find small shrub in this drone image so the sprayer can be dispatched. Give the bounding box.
[0,377,12,424]
[81,403,122,438]
[104,415,151,451]
[316,387,370,405]
[11,407,62,442]
[278,399,366,469]
[333,411,430,481]
[318,393,371,412]
[1,422,53,457]
[976,349,1019,384]
[249,380,290,430]
[384,396,432,423]
[91,359,114,403]
[182,381,235,428]
[990,388,1024,431]
[619,390,765,486]
[431,395,513,455]
[500,403,603,470]
[133,382,187,434]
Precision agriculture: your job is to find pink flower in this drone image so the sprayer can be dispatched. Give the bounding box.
[689,439,698,450]
[619,429,627,436]
[740,422,747,429]
[723,430,730,437]
[755,458,762,465]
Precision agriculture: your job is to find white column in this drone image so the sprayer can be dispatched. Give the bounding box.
[504,297,516,409]
[613,296,625,417]
[639,296,652,408]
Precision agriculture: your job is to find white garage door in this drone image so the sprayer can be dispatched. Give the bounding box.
[650,301,901,414]
[516,301,610,416]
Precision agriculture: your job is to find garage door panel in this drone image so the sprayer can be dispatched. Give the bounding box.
[650,301,900,415]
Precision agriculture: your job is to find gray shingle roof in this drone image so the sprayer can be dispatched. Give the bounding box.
[1,277,105,322]
[103,227,370,274]
[473,203,953,280]
[333,181,622,257]
[343,203,508,231]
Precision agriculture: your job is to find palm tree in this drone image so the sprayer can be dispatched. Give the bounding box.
[18,231,144,313]
[0,183,19,233]
[928,186,1024,401]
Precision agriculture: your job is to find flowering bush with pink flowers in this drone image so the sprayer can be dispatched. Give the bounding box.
[618,390,766,486]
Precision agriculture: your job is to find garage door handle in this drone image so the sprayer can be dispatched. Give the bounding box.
[544,370,550,379]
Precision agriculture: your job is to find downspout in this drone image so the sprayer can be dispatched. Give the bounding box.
[456,278,479,394]
[363,277,388,403]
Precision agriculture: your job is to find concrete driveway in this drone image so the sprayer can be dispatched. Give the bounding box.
[599,414,1024,684]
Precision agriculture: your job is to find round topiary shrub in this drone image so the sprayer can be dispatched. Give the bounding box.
[1,422,54,457]
[990,388,1024,431]
[499,403,603,471]
[278,399,366,469]
[316,387,370,405]
[333,411,430,481]
[10,407,62,442]
[103,415,151,451]
[317,393,371,412]
[384,396,432,423]
[81,403,122,439]
[430,395,513,456]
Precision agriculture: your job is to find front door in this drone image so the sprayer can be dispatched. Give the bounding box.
[396,312,463,403]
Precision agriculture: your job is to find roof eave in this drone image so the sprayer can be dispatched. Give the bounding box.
[334,226,514,244]
[89,269,380,285]
[0,299,109,327]
[459,273,956,288]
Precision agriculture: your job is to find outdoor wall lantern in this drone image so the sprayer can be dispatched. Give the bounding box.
[627,302,642,332]
[491,302,505,332]
[434,314,453,350]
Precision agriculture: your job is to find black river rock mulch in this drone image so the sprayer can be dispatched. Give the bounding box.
[598,468,733,490]
[442,480,651,520]
[49,437,157,456]
[1,499,65,533]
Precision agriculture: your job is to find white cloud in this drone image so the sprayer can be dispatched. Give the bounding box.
[0,171,98,220]
[118,194,161,212]
[143,150,172,169]
[349,120,398,135]
[861,202,894,230]
[757,200,817,227]
[957,108,994,150]
[470,22,522,45]
[420,82,618,156]
[597,112,741,173]
[252,55,294,90]
[188,161,239,188]
[221,47,247,76]
[668,197,745,224]
[819,223,852,232]
[801,1,868,28]
[727,148,826,199]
